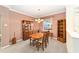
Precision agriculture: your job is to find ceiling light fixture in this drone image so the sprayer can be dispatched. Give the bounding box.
[35,18,44,23]
[35,9,44,23]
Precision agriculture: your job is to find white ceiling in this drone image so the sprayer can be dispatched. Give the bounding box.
[4,5,65,18]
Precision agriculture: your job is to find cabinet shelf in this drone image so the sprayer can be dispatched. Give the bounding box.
[22,20,33,40]
[57,19,66,43]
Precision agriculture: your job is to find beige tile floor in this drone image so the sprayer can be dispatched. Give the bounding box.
[0,38,67,53]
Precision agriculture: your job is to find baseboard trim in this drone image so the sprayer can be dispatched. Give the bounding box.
[1,45,10,49]
[16,39,22,43]
[1,39,23,49]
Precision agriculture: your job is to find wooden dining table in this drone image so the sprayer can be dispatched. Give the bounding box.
[29,33,44,45]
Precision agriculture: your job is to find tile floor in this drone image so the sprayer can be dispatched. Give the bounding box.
[0,38,67,53]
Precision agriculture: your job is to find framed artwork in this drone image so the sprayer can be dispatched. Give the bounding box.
[43,19,52,30]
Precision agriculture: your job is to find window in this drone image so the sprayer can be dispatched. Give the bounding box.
[43,19,52,30]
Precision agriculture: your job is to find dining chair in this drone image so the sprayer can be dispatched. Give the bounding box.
[29,31,34,46]
[30,38,37,46]
[36,33,49,51]
[46,31,50,43]
[30,33,37,46]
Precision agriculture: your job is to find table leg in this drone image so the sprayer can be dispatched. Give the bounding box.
[33,40,34,46]
[30,38,31,46]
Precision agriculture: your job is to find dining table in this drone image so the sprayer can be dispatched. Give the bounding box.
[29,33,44,46]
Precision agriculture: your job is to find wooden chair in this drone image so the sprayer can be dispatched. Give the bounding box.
[29,31,34,46]
[43,31,50,43]
[29,31,38,46]
[36,33,49,51]
[45,31,50,43]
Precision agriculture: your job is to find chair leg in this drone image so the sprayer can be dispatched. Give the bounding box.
[46,39,49,43]
[45,42,47,48]
[37,43,39,51]
[37,46,39,51]
[30,38,31,46]
[42,44,44,51]
[32,40,34,46]
[36,41,39,51]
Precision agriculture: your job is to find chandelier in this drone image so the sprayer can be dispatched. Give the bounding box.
[34,9,44,23]
[35,18,44,23]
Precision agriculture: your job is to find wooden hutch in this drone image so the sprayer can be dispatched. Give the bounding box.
[57,19,66,43]
[22,20,33,40]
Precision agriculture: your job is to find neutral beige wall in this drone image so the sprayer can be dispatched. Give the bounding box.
[0,6,34,47]
[9,11,34,41]
[39,13,66,38]
[0,6,10,47]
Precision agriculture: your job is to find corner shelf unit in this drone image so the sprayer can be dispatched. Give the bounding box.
[57,19,66,43]
[22,20,33,40]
